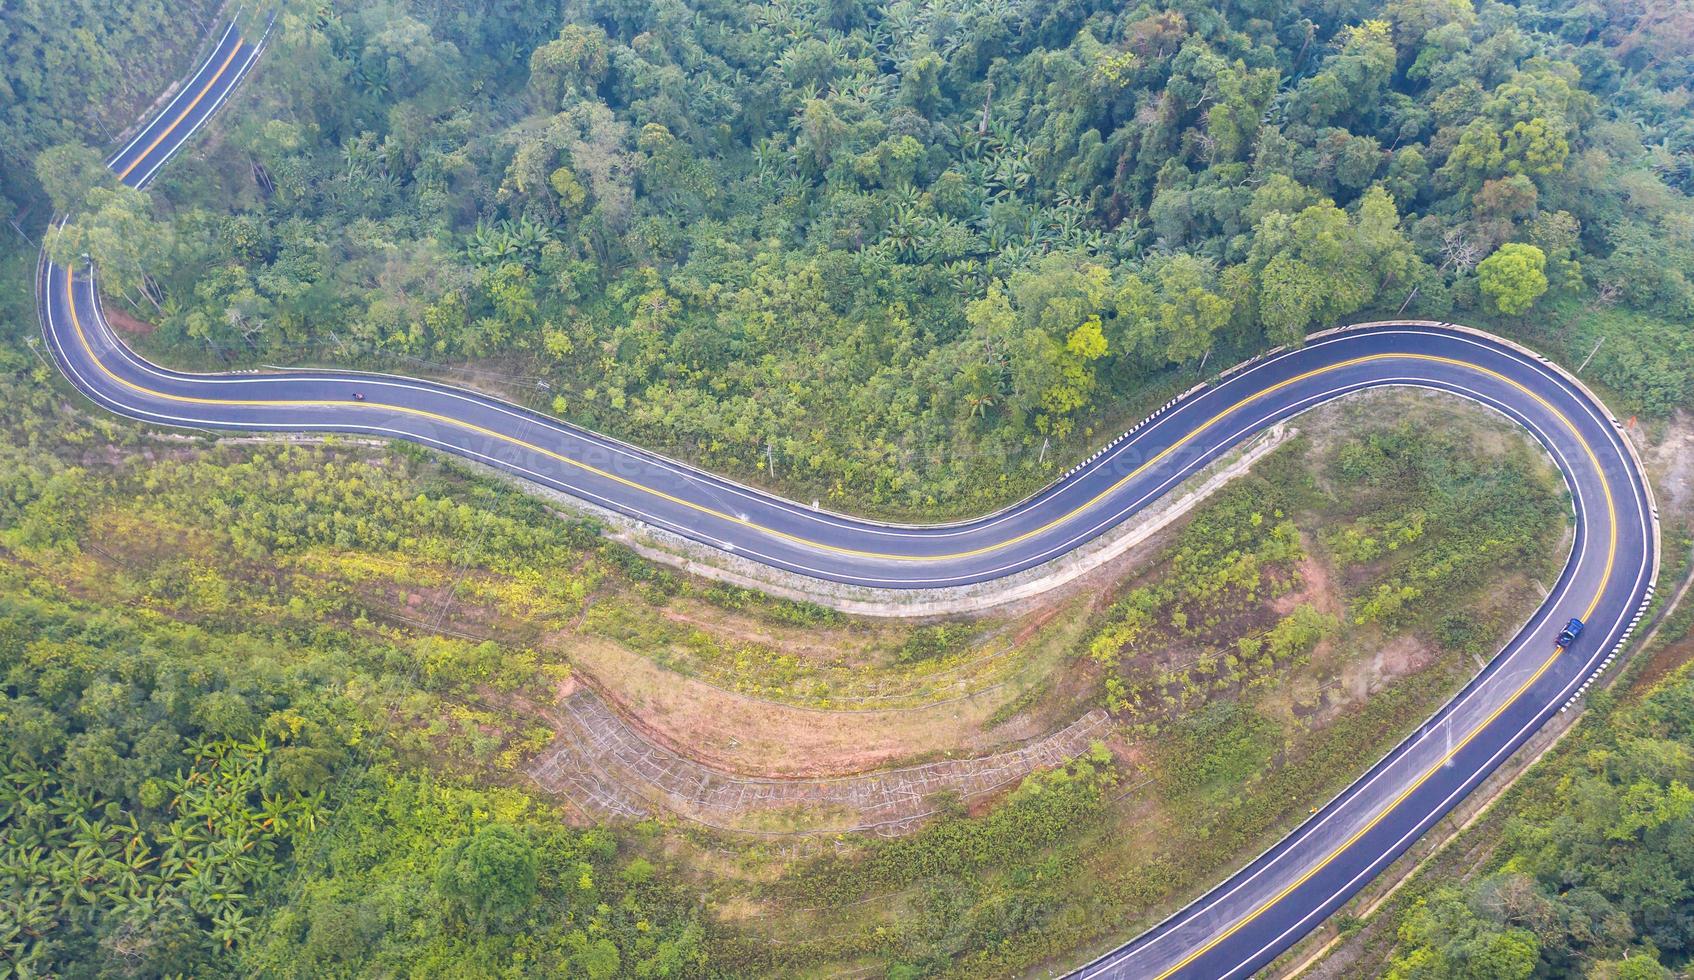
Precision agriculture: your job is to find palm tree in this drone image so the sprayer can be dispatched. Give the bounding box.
[293,791,326,834]
[9,844,51,886]
[111,888,160,924]
[508,217,556,262]
[256,793,294,834]
[56,846,106,907]
[0,766,52,822]
[892,221,925,262]
[985,119,1019,153]
[350,59,390,101]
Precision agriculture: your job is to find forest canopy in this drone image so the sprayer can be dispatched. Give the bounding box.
[3,1,1694,976]
[6,0,1693,513]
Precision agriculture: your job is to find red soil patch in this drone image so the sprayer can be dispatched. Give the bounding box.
[1275,538,1345,620]
[1630,632,1694,695]
[101,303,156,336]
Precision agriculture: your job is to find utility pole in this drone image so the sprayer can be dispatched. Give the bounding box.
[1038,436,1049,466]
[1396,284,1420,316]
[1578,336,1606,374]
[766,440,775,479]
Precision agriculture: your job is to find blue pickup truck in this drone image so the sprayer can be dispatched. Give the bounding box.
[1556,617,1585,649]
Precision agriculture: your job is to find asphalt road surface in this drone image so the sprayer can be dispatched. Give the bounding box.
[36,21,1660,980]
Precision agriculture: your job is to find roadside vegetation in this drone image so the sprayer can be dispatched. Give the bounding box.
[699,389,1570,976]
[2,0,1692,977]
[0,328,713,974]
[1292,547,1694,980]
[0,286,1573,974]
[1384,670,1694,980]
[6,0,1691,520]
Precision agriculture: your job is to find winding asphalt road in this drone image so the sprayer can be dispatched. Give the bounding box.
[35,20,1661,980]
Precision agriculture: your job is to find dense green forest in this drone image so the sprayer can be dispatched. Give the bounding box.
[7,0,1693,514]
[0,1,226,205]
[5,0,1694,977]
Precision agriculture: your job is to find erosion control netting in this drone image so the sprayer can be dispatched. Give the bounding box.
[527,690,1110,836]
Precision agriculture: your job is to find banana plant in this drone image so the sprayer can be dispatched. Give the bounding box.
[55,847,106,907]
[210,905,253,950]
[255,793,294,834]
[5,845,50,887]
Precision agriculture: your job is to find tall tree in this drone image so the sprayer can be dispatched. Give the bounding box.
[1476,243,1548,315]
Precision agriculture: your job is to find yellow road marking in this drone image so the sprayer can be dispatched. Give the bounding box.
[65,25,1639,975]
[62,257,1629,975]
[66,272,1618,578]
[1149,642,1565,979]
[117,41,242,180]
[1137,393,1620,978]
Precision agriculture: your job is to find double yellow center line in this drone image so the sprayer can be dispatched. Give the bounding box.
[63,273,1625,979]
[117,39,243,180]
[71,20,1636,980]
[64,270,1618,581]
[1142,393,1619,979]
